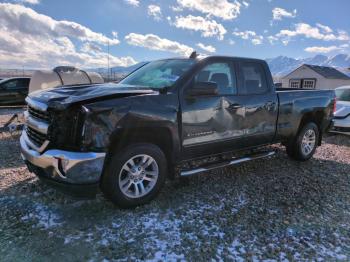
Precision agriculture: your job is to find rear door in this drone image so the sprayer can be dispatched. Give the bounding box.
[234,61,278,146]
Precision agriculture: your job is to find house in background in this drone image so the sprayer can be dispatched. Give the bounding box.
[281,64,350,90]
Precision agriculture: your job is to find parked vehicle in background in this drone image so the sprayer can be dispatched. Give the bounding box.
[20,54,335,208]
[331,86,350,135]
[0,77,30,106]
[29,66,104,93]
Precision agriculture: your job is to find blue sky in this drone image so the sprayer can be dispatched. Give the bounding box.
[0,0,349,68]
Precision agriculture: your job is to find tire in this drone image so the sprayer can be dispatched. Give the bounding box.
[101,143,167,208]
[286,122,319,161]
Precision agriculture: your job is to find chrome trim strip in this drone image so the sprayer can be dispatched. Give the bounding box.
[180,151,275,177]
[22,130,49,153]
[26,97,48,111]
[24,111,49,134]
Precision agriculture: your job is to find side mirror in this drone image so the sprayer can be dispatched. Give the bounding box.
[186,81,219,97]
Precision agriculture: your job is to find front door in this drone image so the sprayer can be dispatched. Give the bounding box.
[180,58,245,159]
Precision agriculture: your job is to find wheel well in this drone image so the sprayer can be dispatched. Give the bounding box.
[297,111,324,145]
[102,127,175,180]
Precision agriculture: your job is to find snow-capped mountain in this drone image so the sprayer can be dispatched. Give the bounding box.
[266,54,350,77]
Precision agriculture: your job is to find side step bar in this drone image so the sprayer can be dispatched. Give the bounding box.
[180,151,275,177]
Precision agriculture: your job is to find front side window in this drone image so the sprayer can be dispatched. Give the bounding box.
[336,89,350,101]
[195,62,236,95]
[120,59,195,89]
[239,63,268,95]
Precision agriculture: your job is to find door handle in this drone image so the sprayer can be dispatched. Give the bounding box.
[228,103,242,110]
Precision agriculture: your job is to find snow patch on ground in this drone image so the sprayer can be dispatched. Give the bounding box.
[21,203,62,229]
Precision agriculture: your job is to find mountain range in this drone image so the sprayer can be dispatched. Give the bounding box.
[266,54,350,77]
[90,53,350,79]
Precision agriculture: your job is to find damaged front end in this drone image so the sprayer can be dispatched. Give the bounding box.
[20,85,155,190]
[20,98,106,190]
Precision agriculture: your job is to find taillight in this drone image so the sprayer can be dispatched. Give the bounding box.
[333,98,337,115]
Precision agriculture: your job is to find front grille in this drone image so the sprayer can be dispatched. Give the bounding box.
[25,101,51,151]
[28,106,50,122]
[26,126,46,147]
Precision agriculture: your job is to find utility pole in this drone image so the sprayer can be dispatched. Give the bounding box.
[107,40,110,81]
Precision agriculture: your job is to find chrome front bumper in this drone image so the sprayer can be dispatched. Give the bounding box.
[20,132,106,184]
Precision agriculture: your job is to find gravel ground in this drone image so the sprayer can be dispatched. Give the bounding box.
[1,109,350,261]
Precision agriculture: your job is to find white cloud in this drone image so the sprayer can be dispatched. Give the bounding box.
[272,7,296,20]
[304,45,341,53]
[196,43,216,53]
[125,33,193,56]
[147,4,162,21]
[276,23,350,43]
[316,23,333,33]
[267,35,278,44]
[24,0,39,3]
[337,30,350,41]
[233,30,263,45]
[0,4,136,68]
[9,0,40,4]
[0,3,119,46]
[81,43,103,53]
[173,15,227,40]
[176,0,242,20]
[124,0,140,7]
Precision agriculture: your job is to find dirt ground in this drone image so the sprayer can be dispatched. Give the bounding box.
[1,109,350,261]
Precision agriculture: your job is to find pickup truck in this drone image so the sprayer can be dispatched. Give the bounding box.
[20,55,335,207]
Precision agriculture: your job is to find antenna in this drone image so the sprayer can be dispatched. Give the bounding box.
[189,51,198,59]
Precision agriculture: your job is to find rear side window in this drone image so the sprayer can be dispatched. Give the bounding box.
[18,79,30,87]
[238,62,268,95]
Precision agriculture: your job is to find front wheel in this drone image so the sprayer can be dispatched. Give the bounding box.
[101,143,167,208]
[286,122,319,161]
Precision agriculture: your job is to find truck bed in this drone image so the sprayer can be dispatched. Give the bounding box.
[275,88,335,141]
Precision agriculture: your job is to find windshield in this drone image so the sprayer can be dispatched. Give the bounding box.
[335,88,350,102]
[119,59,195,89]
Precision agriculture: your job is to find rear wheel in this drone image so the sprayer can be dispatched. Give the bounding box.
[101,143,167,208]
[286,122,319,161]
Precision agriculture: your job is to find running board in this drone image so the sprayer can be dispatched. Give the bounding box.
[180,151,275,177]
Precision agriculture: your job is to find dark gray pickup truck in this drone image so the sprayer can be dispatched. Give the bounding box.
[21,55,335,207]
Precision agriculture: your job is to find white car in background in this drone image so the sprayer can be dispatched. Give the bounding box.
[332,86,350,135]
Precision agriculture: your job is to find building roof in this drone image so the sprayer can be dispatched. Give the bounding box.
[304,64,350,80]
[282,64,350,80]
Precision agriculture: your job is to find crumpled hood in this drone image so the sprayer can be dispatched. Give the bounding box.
[28,83,156,109]
[335,101,350,118]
